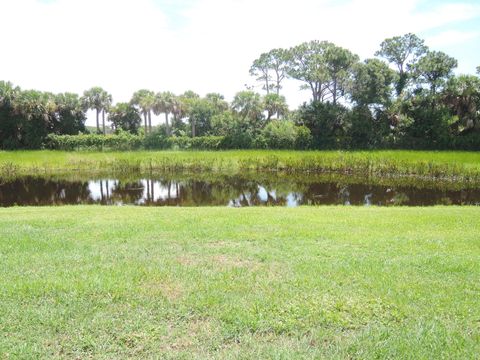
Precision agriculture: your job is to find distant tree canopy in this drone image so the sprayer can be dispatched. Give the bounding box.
[1,33,480,150]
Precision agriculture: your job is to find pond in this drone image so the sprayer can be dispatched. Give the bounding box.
[1,173,480,207]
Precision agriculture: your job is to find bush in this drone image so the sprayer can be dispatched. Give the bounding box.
[295,125,313,150]
[143,127,170,149]
[262,120,298,149]
[144,128,226,150]
[261,120,313,150]
[45,132,142,151]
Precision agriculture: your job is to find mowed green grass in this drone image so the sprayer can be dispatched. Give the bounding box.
[1,150,480,179]
[0,206,479,358]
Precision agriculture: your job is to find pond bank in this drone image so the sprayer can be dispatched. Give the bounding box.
[2,150,480,183]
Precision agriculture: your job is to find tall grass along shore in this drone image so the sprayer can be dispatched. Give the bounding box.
[1,150,480,183]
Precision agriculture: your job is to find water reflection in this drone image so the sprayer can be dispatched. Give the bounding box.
[1,175,480,207]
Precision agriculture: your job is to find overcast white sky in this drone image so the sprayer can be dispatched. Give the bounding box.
[0,0,479,125]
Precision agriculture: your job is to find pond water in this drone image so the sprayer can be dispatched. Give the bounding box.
[1,175,480,207]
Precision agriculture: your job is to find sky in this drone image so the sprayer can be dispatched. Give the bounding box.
[0,0,479,125]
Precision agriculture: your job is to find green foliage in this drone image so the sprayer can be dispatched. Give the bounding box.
[130,89,155,133]
[211,111,255,149]
[261,120,310,149]
[351,59,396,106]
[109,102,142,134]
[444,75,480,134]
[231,90,264,125]
[1,33,479,151]
[45,132,143,151]
[81,87,112,134]
[182,97,216,137]
[294,125,313,149]
[263,93,289,120]
[413,51,458,95]
[250,48,289,94]
[143,128,226,150]
[54,93,87,135]
[398,94,453,149]
[296,101,348,149]
[375,33,428,94]
[345,106,388,149]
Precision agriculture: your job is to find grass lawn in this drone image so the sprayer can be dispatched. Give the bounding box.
[0,206,479,358]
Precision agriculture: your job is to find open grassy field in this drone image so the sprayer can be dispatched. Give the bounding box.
[1,206,479,358]
[1,150,480,181]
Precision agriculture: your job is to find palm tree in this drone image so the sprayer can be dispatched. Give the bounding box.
[0,81,22,147]
[153,91,175,136]
[81,87,111,134]
[131,89,155,134]
[101,91,112,135]
[13,90,57,148]
[263,93,289,120]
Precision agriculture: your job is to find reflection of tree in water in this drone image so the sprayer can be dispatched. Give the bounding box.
[2,175,480,207]
[108,180,145,205]
[0,177,91,206]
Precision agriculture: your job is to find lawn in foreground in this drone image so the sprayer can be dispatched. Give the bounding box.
[0,206,479,358]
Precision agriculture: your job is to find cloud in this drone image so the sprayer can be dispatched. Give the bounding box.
[0,0,478,125]
[426,30,480,48]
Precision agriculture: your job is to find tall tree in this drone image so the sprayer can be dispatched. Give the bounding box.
[444,75,480,133]
[131,89,155,134]
[375,33,428,95]
[231,90,264,125]
[101,91,112,135]
[81,87,111,134]
[350,58,396,107]
[205,93,229,112]
[250,53,272,94]
[13,90,57,148]
[286,41,331,102]
[153,91,176,136]
[250,49,289,95]
[263,93,288,120]
[109,102,142,133]
[0,81,22,148]
[414,51,457,95]
[54,93,87,135]
[324,44,359,104]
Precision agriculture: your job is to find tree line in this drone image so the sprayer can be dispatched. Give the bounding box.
[1,33,479,150]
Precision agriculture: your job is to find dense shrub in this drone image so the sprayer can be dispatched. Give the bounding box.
[262,120,299,149]
[45,132,142,151]
[144,128,226,150]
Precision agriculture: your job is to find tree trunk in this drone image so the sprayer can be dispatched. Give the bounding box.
[146,179,151,202]
[106,180,109,202]
[265,70,270,95]
[191,119,196,138]
[275,68,280,95]
[102,110,106,135]
[148,111,152,133]
[96,110,100,133]
[151,180,154,202]
[144,113,148,134]
[100,180,104,202]
[165,113,169,136]
[332,78,337,105]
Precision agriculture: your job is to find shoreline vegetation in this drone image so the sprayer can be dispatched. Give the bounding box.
[1,206,479,358]
[1,34,480,153]
[1,150,480,184]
